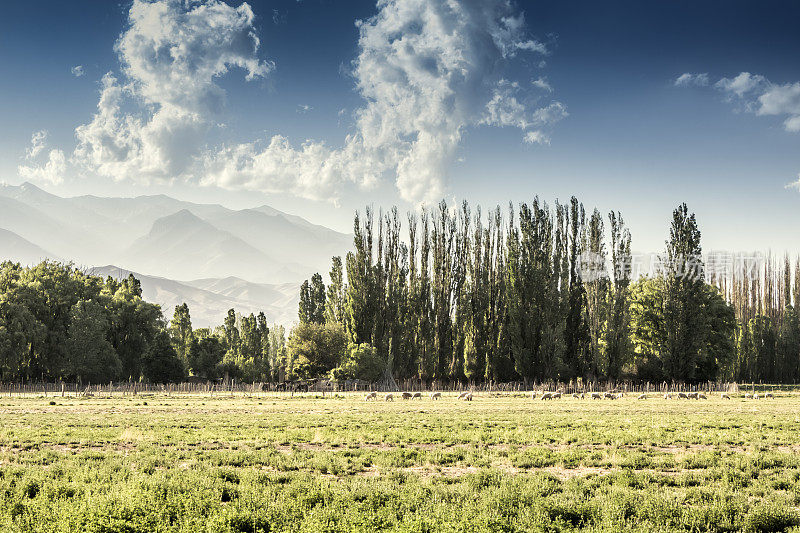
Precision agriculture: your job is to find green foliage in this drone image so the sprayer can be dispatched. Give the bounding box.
[331,343,385,382]
[64,299,121,384]
[141,330,186,383]
[188,336,225,380]
[0,262,162,383]
[286,322,348,379]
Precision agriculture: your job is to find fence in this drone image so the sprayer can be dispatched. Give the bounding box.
[0,380,786,398]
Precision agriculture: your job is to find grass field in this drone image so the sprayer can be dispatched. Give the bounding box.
[2,392,800,532]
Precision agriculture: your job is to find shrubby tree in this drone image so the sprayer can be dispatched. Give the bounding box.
[142,330,186,383]
[286,321,347,379]
[64,299,121,384]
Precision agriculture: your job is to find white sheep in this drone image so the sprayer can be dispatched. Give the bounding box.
[430,392,442,400]
[720,393,730,400]
[745,393,752,399]
[364,391,377,401]
[401,392,413,400]
[765,392,775,399]
[412,392,422,399]
[572,392,581,399]
[603,391,615,399]
[637,393,647,400]
[460,392,473,401]
[530,391,538,400]
[688,392,699,400]
[678,392,688,399]
[384,393,394,402]
[553,392,562,399]
[457,391,469,400]
[753,393,760,400]
[591,392,602,400]
[540,392,553,400]
[698,393,707,400]
[664,392,672,399]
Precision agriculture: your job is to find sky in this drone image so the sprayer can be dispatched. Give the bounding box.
[1,0,799,254]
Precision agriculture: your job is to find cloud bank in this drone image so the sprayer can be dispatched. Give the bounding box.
[31,0,565,204]
[206,0,564,203]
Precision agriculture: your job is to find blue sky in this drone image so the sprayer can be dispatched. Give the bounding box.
[1,0,799,254]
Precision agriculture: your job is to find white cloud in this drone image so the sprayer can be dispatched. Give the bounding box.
[71,65,85,77]
[715,72,767,98]
[532,77,552,92]
[674,72,709,87]
[681,71,800,134]
[296,104,313,113]
[65,0,562,204]
[756,82,800,130]
[73,0,272,183]
[206,0,562,203]
[26,130,48,159]
[523,130,549,145]
[19,149,66,185]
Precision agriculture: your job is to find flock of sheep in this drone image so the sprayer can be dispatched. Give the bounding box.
[363,390,776,402]
[363,391,471,402]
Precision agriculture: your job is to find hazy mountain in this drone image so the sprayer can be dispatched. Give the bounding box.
[205,208,351,268]
[0,195,110,262]
[186,276,299,311]
[124,209,302,283]
[0,228,58,265]
[91,265,300,328]
[0,182,351,284]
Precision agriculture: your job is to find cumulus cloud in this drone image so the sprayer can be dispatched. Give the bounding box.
[19,145,66,185]
[674,72,708,87]
[71,65,85,77]
[73,0,272,183]
[206,0,564,203]
[64,0,563,204]
[26,130,48,159]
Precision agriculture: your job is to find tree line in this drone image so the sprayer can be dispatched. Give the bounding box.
[287,199,800,385]
[0,261,288,384]
[2,199,799,385]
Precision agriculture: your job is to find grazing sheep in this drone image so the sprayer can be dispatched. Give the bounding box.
[721,393,731,400]
[572,392,580,399]
[745,393,752,399]
[540,392,553,400]
[753,393,760,400]
[412,392,422,399]
[457,391,469,400]
[384,393,394,402]
[603,391,615,399]
[530,392,538,400]
[460,392,473,401]
[402,392,413,400]
[553,392,562,399]
[664,392,672,399]
[430,392,442,400]
[580,392,585,399]
[678,392,688,399]
[638,393,647,400]
[698,393,707,400]
[364,391,377,401]
[765,392,775,399]
[687,392,699,400]
[591,392,602,400]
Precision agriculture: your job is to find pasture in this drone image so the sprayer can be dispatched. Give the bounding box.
[1,392,800,532]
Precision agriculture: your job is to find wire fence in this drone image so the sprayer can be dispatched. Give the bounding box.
[0,380,790,398]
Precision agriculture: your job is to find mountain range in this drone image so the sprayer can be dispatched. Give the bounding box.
[0,182,352,327]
